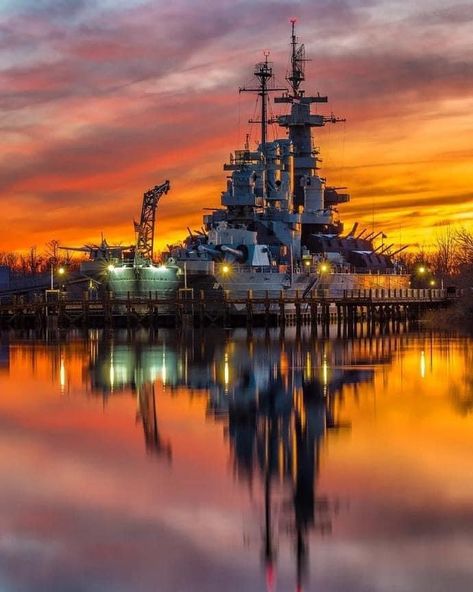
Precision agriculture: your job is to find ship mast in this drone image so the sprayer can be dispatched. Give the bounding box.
[288,18,306,98]
[240,52,286,152]
[275,21,345,209]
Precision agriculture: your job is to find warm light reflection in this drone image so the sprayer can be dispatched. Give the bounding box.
[59,356,66,393]
[323,356,328,387]
[223,352,230,390]
[1,330,473,591]
[109,351,115,391]
[420,350,426,379]
[161,350,167,386]
[305,351,311,380]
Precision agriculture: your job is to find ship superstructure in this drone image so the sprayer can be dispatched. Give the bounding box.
[169,22,408,300]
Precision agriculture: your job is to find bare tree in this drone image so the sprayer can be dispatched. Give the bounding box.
[432,226,458,280]
[45,239,60,262]
[0,251,18,269]
[454,228,473,286]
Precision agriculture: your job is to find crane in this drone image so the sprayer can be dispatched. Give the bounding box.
[134,180,170,264]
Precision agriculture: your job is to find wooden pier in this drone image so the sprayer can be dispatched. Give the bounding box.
[0,288,451,329]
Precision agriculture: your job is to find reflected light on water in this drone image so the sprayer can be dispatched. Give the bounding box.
[0,328,472,592]
[420,349,426,378]
[59,355,66,393]
[224,352,230,390]
[161,350,167,386]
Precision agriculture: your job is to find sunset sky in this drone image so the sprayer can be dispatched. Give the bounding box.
[1,0,472,254]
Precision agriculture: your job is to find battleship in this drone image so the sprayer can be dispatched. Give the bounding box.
[168,22,409,301]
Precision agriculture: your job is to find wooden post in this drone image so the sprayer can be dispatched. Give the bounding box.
[279,290,285,326]
[295,290,301,326]
[264,290,270,326]
[311,290,318,326]
[246,289,253,327]
[199,290,205,327]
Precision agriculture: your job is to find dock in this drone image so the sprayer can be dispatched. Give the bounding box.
[0,287,451,330]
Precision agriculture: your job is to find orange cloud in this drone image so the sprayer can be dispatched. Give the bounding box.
[0,1,472,253]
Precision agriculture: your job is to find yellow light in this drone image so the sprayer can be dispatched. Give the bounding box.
[59,357,66,392]
[222,265,230,274]
[320,263,328,273]
[418,266,426,274]
[430,279,436,286]
[304,259,311,267]
[107,264,115,272]
[58,267,65,275]
[224,352,230,387]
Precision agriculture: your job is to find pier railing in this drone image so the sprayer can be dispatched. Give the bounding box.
[0,287,453,329]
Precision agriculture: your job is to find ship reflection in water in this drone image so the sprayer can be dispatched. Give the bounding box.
[0,328,473,591]
[90,329,377,589]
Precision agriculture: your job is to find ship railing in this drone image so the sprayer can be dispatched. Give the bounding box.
[229,264,281,274]
[338,267,409,275]
[342,288,447,301]
[298,264,409,275]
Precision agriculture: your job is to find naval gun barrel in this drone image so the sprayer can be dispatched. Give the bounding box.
[371,243,386,254]
[346,222,359,238]
[220,245,245,261]
[378,243,394,255]
[369,231,383,242]
[389,245,409,257]
[197,245,223,259]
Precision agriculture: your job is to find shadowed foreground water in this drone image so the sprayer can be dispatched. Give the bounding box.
[0,327,472,592]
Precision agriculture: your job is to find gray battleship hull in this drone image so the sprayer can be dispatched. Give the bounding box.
[186,265,409,310]
[107,265,182,298]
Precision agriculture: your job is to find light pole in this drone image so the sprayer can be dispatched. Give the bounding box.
[50,259,65,290]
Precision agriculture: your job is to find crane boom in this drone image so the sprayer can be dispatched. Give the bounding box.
[135,180,170,263]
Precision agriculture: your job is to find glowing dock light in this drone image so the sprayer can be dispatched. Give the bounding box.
[58,267,65,275]
[429,279,436,286]
[418,266,426,274]
[304,259,311,267]
[222,265,230,274]
[107,264,115,272]
[319,263,329,273]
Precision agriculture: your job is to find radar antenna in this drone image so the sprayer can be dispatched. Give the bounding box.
[288,18,308,97]
[239,52,286,150]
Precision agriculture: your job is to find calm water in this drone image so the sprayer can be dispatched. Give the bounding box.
[0,327,472,592]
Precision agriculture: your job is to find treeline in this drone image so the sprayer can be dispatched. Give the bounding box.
[398,227,473,287]
[1,229,472,285]
[0,241,83,276]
